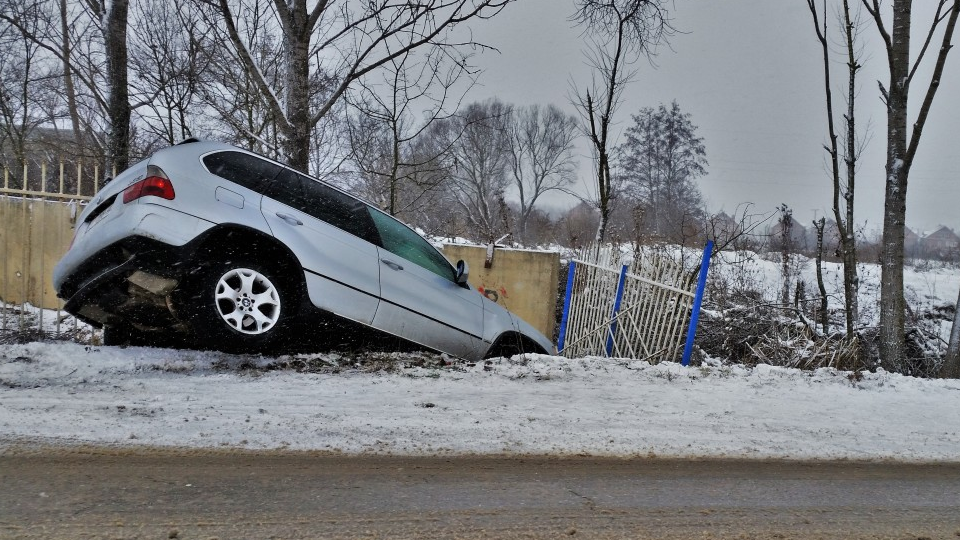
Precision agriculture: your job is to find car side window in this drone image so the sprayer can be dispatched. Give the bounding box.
[367,209,455,282]
[262,168,305,209]
[267,169,379,244]
[202,151,282,193]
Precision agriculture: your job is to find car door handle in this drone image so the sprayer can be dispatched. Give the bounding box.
[275,212,303,226]
[380,258,404,271]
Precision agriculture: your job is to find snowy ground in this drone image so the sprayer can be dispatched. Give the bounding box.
[3,251,960,461]
[2,341,960,461]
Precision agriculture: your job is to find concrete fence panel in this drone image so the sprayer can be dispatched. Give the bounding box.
[442,244,560,341]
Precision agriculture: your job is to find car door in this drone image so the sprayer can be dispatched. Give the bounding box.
[366,208,485,360]
[260,169,381,325]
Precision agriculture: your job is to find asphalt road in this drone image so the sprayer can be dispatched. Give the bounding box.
[2,450,959,539]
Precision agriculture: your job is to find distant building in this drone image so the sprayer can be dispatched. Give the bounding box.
[920,226,960,260]
[803,218,842,258]
[904,227,921,259]
[767,214,808,253]
[708,211,740,239]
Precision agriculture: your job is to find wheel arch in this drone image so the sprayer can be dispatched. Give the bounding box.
[186,224,308,308]
[485,331,549,359]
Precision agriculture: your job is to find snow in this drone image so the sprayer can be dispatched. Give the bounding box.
[4,249,960,461]
[710,249,960,330]
[2,341,960,461]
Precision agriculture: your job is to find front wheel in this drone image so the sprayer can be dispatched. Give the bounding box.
[181,260,293,353]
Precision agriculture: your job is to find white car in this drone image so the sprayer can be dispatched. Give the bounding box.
[53,140,553,360]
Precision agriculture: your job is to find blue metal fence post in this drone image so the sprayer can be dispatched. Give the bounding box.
[681,240,714,366]
[605,264,629,357]
[557,261,577,352]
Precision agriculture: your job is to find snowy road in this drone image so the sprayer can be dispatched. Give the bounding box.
[4,341,960,538]
[3,452,960,539]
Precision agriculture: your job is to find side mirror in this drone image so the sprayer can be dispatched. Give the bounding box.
[455,260,470,286]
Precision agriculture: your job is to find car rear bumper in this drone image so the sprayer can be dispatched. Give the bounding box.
[57,235,198,328]
[53,202,212,293]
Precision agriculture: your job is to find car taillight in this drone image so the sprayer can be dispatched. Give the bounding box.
[123,165,175,203]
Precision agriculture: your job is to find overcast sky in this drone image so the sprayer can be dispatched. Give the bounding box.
[467,0,960,236]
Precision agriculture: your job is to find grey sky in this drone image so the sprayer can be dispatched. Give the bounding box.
[467,0,960,236]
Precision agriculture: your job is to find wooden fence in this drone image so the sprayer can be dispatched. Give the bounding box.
[0,162,102,341]
[557,245,709,364]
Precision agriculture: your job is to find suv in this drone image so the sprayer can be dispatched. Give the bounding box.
[53,140,553,360]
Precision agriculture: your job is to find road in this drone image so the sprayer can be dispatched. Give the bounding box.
[2,450,959,539]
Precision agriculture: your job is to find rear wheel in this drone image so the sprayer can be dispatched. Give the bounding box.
[181,259,294,353]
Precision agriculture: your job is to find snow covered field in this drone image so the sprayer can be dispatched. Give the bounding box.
[2,341,959,461]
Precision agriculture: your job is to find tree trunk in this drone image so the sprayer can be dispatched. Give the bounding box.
[814,218,829,334]
[808,0,861,337]
[105,0,131,172]
[595,149,611,243]
[840,0,859,335]
[59,0,82,152]
[878,1,912,372]
[281,0,312,173]
[389,119,401,215]
[779,205,793,306]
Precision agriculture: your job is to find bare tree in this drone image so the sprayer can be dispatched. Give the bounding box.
[617,100,707,244]
[345,45,472,218]
[1,0,133,168]
[807,0,866,337]
[196,0,286,157]
[507,104,579,243]
[0,0,47,169]
[56,0,82,150]
[570,0,673,242]
[861,0,960,371]
[560,200,602,249]
[202,0,514,173]
[129,0,207,149]
[434,99,513,243]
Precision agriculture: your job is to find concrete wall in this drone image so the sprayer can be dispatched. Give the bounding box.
[442,244,560,341]
[0,196,76,310]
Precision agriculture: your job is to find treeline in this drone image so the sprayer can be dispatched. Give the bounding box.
[0,0,731,249]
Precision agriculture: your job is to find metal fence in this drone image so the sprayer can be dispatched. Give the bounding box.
[0,161,102,343]
[557,243,712,364]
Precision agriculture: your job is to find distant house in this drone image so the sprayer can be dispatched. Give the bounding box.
[904,227,921,259]
[767,215,808,253]
[708,211,741,239]
[920,226,960,260]
[804,218,842,257]
[1,127,104,196]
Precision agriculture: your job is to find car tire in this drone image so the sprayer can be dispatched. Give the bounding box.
[181,259,293,353]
